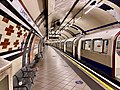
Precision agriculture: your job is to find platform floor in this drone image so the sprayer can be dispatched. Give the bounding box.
[32,46,91,90]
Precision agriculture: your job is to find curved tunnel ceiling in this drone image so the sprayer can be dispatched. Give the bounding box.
[21,0,120,39]
[48,0,120,40]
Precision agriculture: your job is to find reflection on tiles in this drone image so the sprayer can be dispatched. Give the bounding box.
[32,46,91,90]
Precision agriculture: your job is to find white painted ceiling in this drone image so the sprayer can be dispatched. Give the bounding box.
[22,0,120,39]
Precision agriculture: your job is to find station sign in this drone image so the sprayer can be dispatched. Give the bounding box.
[7,0,43,37]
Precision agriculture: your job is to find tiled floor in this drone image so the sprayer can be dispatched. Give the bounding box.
[32,46,91,90]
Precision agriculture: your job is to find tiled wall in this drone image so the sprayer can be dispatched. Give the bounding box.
[0,14,40,75]
[0,15,28,53]
[0,15,29,75]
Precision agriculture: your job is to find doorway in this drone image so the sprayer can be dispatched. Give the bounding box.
[115,35,120,79]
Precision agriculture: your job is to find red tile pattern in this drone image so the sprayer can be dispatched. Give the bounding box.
[24,33,27,38]
[8,48,12,51]
[5,25,14,36]
[0,39,10,49]
[0,15,28,52]
[2,17,9,23]
[13,40,19,47]
[16,25,21,30]
[17,30,22,37]
[24,29,26,32]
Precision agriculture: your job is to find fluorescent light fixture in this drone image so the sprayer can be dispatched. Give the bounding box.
[71,19,75,24]
[84,3,97,14]
[69,23,73,27]
[65,27,69,29]
[61,30,64,33]
[84,0,103,14]
[65,11,69,15]
[50,27,54,29]
[75,17,81,22]
[84,0,96,9]
[69,17,81,25]
[56,30,59,33]
[97,2,103,7]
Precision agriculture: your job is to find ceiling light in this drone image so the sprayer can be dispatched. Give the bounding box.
[75,17,81,22]
[65,27,69,29]
[50,27,54,29]
[61,30,64,33]
[84,3,97,14]
[84,0,96,9]
[84,0,102,14]
[69,23,73,27]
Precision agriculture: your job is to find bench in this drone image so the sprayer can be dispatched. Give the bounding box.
[13,65,37,90]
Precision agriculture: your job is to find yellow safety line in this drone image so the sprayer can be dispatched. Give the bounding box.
[61,52,114,90]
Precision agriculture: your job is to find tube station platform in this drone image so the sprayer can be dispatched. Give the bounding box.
[32,46,116,90]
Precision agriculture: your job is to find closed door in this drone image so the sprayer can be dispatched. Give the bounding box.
[75,40,79,59]
[115,34,120,79]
